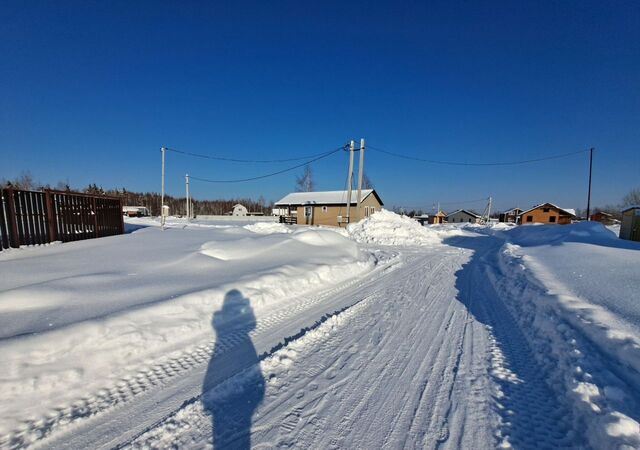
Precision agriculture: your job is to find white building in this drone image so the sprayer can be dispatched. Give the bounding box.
[231,204,248,216]
[447,209,481,223]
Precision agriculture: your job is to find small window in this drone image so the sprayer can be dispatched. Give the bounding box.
[304,206,312,217]
[543,208,550,213]
[549,216,556,223]
[322,206,328,213]
[526,215,533,222]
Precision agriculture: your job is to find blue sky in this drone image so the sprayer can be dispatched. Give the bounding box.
[1,0,639,212]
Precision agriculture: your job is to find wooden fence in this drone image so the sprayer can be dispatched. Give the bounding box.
[0,188,124,251]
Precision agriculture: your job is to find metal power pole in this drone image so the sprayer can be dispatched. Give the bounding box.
[586,148,594,221]
[487,196,492,223]
[357,138,365,216]
[185,174,190,222]
[346,140,355,223]
[161,147,166,230]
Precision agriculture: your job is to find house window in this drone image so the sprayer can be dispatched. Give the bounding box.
[543,208,550,213]
[304,206,312,217]
[526,215,533,222]
[549,216,556,223]
[322,206,328,213]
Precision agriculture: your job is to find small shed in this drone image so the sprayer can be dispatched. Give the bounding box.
[447,209,481,223]
[231,204,248,216]
[414,214,429,225]
[428,211,447,224]
[122,206,150,217]
[619,206,640,242]
[590,211,616,225]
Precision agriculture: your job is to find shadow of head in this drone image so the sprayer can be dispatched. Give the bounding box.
[213,289,256,331]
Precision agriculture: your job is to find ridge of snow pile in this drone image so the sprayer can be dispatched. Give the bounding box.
[505,221,619,246]
[243,222,293,234]
[347,210,444,246]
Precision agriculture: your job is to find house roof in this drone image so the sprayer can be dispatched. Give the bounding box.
[519,203,577,217]
[503,207,523,214]
[447,209,480,218]
[274,189,382,206]
[622,205,640,213]
[592,211,614,217]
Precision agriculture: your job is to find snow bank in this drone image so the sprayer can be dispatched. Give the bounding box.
[243,222,293,234]
[491,223,640,449]
[347,210,445,246]
[0,225,378,440]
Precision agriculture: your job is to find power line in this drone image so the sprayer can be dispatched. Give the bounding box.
[367,145,589,166]
[189,145,345,183]
[164,146,341,163]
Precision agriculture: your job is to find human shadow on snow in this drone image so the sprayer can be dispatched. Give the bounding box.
[202,289,265,449]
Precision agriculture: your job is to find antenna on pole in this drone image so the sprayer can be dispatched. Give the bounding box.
[357,138,365,217]
[346,140,355,225]
[161,147,166,230]
[586,148,594,221]
[185,174,190,223]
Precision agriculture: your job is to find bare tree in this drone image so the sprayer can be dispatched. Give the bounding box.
[295,165,315,192]
[623,187,640,206]
[362,173,374,189]
[13,171,36,190]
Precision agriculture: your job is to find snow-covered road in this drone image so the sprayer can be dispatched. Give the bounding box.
[2,216,639,449]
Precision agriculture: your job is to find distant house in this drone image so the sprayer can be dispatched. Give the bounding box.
[231,204,248,216]
[122,206,150,217]
[590,211,616,225]
[447,209,481,223]
[499,207,523,223]
[428,211,447,224]
[519,203,576,225]
[619,206,640,241]
[414,214,429,226]
[273,189,383,227]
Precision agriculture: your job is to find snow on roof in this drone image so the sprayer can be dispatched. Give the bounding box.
[275,189,378,206]
[622,205,640,212]
[519,203,577,217]
[447,209,480,218]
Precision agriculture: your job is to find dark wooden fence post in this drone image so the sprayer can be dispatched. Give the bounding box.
[5,188,20,248]
[92,196,99,238]
[119,197,125,235]
[45,190,58,242]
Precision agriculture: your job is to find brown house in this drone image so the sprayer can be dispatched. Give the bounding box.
[519,203,576,225]
[274,189,384,227]
[428,211,447,224]
[590,211,616,225]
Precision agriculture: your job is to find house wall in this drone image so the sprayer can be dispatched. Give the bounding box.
[620,209,640,241]
[447,212,479,223]
[294,194,382,227]
[521,207,572,225]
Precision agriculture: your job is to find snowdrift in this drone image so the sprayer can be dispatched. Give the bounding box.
[0,225,378,441]
[492,222,640,448]
[347,209,450,246]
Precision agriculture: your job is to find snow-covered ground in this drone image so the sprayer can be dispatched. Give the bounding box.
[0,211,638,449]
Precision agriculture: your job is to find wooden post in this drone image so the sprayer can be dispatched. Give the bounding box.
[5,188,20,248]
[119,197,125,235]
[92,196,99,238]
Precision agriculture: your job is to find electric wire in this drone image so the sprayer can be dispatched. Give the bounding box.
[189,145,345,183]
[164,146,341,163]
[367,145,589,166]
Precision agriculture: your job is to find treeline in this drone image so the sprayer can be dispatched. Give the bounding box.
[1,172,273,216]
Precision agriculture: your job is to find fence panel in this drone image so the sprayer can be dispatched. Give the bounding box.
[0,188,123,250]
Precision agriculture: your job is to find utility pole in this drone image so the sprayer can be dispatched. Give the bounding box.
[185,174,190,222]
[586,148,594,221]
[487,196,492,223]
[161,147,166,230]
[357,138,365,216]
[346,140,355,224]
